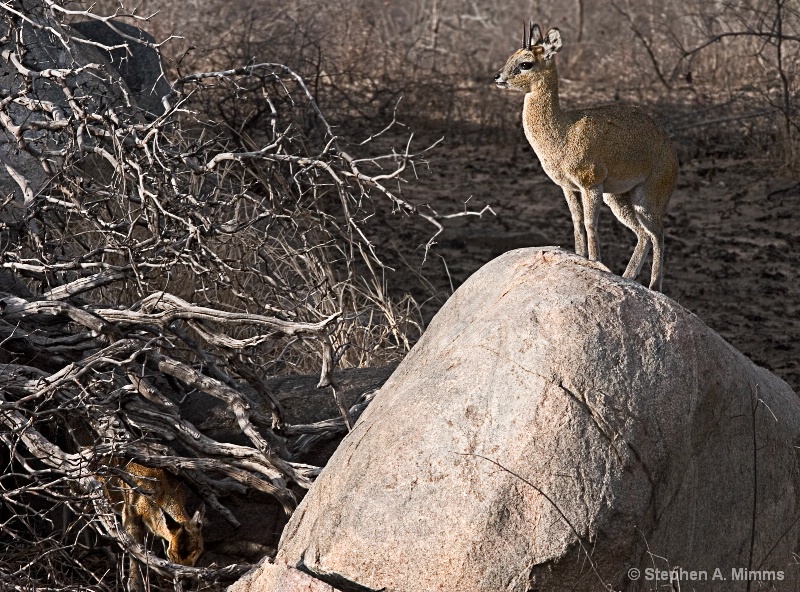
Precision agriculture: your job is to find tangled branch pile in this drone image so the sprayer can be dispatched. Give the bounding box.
[0,0,443,588]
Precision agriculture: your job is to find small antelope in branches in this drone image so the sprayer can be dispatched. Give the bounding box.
[101,460,204,589]
[494,23,679,291]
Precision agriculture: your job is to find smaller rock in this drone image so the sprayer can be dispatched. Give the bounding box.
[70,20,172,116]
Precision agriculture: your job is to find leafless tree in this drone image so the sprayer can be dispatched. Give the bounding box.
[0,1,477,589]
[613,0,799,164]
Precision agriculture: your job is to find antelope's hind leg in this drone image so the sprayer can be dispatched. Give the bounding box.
[603,192,651,281]
[634,211,665,291]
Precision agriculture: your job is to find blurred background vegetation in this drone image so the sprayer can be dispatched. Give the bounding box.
[83,0,799,166]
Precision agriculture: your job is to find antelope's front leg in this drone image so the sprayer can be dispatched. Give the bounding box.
[561,186,586,257]
[580,186,603,261]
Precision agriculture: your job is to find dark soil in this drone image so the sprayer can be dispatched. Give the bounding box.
[375,128,800,394]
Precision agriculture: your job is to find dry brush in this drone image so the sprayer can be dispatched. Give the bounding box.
[0,1,461,589]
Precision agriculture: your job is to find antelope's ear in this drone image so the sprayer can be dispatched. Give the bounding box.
[191,504,205,526]
[542,28,563,59]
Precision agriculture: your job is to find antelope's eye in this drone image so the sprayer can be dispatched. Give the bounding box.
[519,62,533,70]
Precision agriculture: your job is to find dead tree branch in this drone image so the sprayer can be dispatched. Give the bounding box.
[0,0,459,589]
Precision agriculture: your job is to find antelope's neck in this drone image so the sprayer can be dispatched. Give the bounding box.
[522,69,565,150]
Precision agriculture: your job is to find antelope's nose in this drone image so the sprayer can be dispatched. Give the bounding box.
[493,72,502,81]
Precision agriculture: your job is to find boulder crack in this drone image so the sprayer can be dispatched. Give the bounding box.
[296,556,385,592]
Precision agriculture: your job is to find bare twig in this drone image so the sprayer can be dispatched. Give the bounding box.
[0,1,452,589]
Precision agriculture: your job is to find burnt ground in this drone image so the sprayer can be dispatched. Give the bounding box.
[369,129,800,394]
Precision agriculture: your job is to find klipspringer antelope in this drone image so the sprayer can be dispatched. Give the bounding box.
[494,23,679,291]
[101,460,204,590]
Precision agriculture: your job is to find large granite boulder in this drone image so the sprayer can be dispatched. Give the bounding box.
[231,247,800,592]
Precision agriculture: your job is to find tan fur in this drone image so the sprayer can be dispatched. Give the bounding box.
[495,25,679,291]
[101,460,203,589]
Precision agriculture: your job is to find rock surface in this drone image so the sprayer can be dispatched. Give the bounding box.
[229,562,344,592]
[0,7,128,206]
[70,19,172,116]
[0,10,167,227]
[231,247,800,592]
